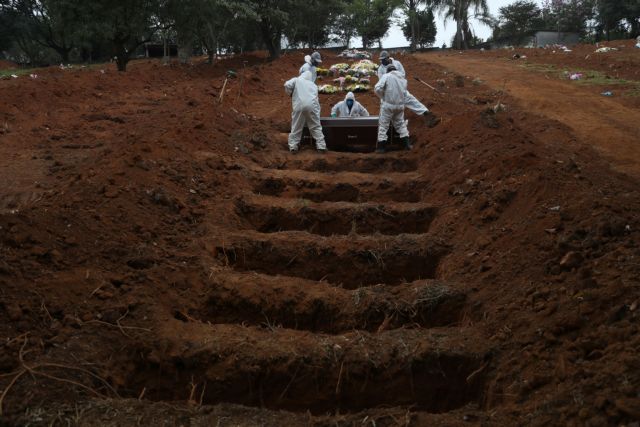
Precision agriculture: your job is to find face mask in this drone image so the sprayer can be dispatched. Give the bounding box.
[381,58,391,66]
[346,99,354,109]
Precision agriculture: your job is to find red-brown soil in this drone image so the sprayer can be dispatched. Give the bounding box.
[0,60,18,69]
[1,45,639,426]
[425,40,640,178]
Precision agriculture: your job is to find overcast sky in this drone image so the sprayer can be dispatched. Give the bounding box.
[356,0,543,48]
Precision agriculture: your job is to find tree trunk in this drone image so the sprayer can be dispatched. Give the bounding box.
[53,46,71,63]
[411,17,417,51]
[61,48,70,63]
[178,35,192,65]
[116,56,128,72]
[455,1,463,50]
[261,22,281,60]
[630,18,640,38]
[115,45,129,72]
[268,38,281,59]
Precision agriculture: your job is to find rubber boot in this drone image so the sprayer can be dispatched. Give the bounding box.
[401,136,412,151]
[376,140,387,154]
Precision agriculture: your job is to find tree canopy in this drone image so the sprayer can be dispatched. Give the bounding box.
[402,7,437,48]
[1,0,638,69]
[494,1,543,43]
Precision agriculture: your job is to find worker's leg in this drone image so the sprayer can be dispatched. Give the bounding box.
[288,109,304,151]
[391,108,409,138]
[305,108,327,150]
[377,105,393,141]
[404,91,428,115]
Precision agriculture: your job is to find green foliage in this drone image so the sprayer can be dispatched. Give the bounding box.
[332,0,358,48]
[540,0,595,35]
[84,0,160,71]
[161,0,258,62]
[434,0,490,49]
[596,0,640,40]
[9,0,89,62]
[402,8,437,48]
[0,2,16,53]
[494,0,543,44]
[284,0,344,49]
[350,0,400,48]
[1,0,637,68]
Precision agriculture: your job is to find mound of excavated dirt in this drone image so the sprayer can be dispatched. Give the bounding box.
[1,48,639,426]
[0,60,18,69]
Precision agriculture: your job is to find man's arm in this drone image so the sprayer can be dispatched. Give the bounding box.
[331,102,341,117]
[374,75,386,99]
[284,77,296,96]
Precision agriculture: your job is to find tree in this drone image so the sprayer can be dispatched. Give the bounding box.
[595,0,626,40]
[351,0,400,49]
[250,0,293,60]
[332,0,357,48]
[162,0,258,64]
[0,1,16,54]
[402,8,437,48]
[494,0,543,44]
[10,0,89,62]
[284,0,344,48]
[622,0,640,38]
[434,0,491,49]
[540,0,595,36]
[86,0,160,71]
[402,0,428,51]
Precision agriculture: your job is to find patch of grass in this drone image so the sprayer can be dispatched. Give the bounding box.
[1,62,111,79]
[573,70,636,86]
[624,87,640,98]
[520,62,640,92]
[0,68,36,78]
[519,63,558,74]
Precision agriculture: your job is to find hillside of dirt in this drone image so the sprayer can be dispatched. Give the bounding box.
[1,47,639,426]
[467,38,640,109]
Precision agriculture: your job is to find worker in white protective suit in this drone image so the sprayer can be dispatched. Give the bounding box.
[299,51,322,83]
[378,50,440,128]
[284,71,327,153]
[374,65,410,153]
[331,92,369,117]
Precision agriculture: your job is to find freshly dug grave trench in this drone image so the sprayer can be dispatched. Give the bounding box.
[235,197,438,236]
[186,272,466,333]
[214,232,448,287]
[253,177,425,203]
[262,155,418,174]
[117,323,488,414]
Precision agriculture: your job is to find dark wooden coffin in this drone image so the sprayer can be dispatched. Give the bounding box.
[302,116,401,153]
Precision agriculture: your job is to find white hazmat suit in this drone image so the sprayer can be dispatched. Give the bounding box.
[378,58,428,116]
[331,92,369,117]
[299,55,318,83]
[284,71,327,152]
[375,70,409,142]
